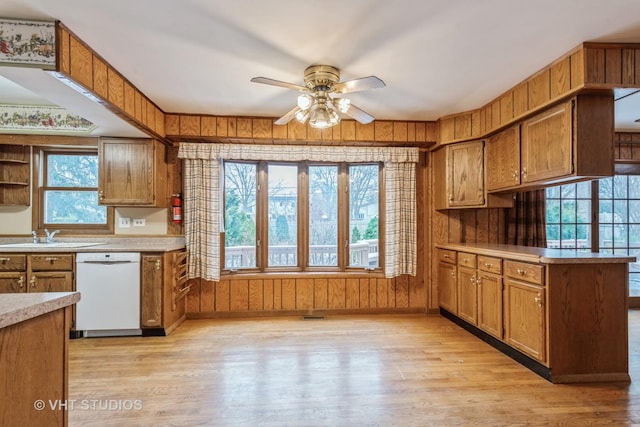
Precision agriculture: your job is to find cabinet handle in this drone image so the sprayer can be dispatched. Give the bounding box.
[17,275,24,288]
[451,271,455,278]
[45,257,58,262]
[155,259,161,271]
[521,168,528,178]
[29,276,36,288]
[448,194,453,203]
[98,190,104,201]
[443,254,450,259]
[470,275,476,284]
[534,294,543,307]
[484,262,492,268]
[516,268,526,275]
[512,170,519,181]
[477,277,482,286]
[0,257,11,262]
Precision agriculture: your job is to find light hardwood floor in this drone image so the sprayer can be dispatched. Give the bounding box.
[68,311,640,426]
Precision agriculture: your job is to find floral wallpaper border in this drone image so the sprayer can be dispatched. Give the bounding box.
[0,18,56,68]
[0,104,97,134]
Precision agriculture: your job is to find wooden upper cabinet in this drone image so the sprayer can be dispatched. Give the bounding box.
[486,125,520,191]
[520,93,614,188]
[521,101,573,184]
[448,141,485,208]
[0,145,31,206]
[434,140,513,210]
[98,138,167,207]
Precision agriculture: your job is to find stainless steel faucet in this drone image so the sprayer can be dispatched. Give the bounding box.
[44,229,60,243]
[31,230,38,244]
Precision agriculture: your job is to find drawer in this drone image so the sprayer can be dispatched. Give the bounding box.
[0,254,26,271]
[478,255,502,274]
[457,252,477,268]
[504,260,544,285]
[30,254,73,271]
[438,249,457,265]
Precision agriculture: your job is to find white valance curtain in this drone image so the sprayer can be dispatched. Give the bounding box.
[178,143,418,281]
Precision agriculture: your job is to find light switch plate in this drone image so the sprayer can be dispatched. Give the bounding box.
[119,217,131,228]
[133,218,145,227]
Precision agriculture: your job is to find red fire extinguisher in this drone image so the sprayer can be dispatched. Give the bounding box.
[172,193,182,224]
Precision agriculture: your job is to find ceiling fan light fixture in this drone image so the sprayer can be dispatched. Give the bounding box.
[337,98,351,113]
[295,108,310,123]
[297,93,313,110]
[309,103,340,129]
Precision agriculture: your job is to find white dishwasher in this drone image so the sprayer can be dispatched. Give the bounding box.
[76,252,141,337]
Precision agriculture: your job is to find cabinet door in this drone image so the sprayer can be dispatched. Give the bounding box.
[521,101,572,184]
[477,272,502,339]
[457,266,477,325]
[29,272,73,292]
[99,138,155,205]
[438,262,457,314]
[448,141,485,207]
[141,254,163,328]
[0,272,26,293]
[486,126,520,191]
[504,278,546,362]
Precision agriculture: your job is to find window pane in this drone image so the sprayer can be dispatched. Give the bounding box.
[44,191,106,224]
[630,225,640,246]
[629,176,640,199]
[561,200,576,223]
[576,225,591,249]
[47,154,98,187]
[600,225,613,248]
[309,166,338,266]
[576,200,591,223]
[349,165,379,267]
[224,162,257,269]
[599,200,613,223]
[614,175,628,198]
[546,199,560,224]
[268,164,298,267]
[576,181,591,198]
[599,177,613,199]
[545,186,560,198]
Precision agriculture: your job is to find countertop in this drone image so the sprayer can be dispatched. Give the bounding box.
[436,243,637,264]
[0,292,80,329]
[0,236,185,253]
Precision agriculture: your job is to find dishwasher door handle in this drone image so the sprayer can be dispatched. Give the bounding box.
[79,260,135,265]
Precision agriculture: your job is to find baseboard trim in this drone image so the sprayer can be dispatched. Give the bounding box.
[439,308,552,382]
[187,307,425,320]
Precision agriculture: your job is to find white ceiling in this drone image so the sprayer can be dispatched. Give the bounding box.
[2,0,640,135]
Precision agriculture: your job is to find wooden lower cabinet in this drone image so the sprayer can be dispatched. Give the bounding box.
[437,250,457,314]
[436,244,631,383]
[503,278,545,362]
[477,271,502,339]
[140,250,190,335]
[0,254,73,294]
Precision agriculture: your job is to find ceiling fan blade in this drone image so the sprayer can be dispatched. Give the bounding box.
[274,105,301,125]
[250,77,308,92]
[341,102,375,124]
[332,76,386,94]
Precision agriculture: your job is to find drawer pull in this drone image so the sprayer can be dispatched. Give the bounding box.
[45,257,59,262]
[155,259,161,271]
[0,257,11,262]
[443,254,450,259]
[17,275,24,288]
[29,276,36,288]
[484,262,492,268]
[517,268,526,275]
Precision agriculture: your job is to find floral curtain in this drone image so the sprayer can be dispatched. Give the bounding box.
[177,143,418,280]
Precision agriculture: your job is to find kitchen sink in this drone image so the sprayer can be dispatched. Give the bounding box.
[0,242,106,248]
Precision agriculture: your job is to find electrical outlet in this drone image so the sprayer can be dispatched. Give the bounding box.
[119,217,131,228]
[133,218,146,227]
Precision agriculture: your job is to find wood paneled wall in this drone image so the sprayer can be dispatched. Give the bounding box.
[616,132,640,160]
[186,275,424,317]
[165,114,437,146]
[55,23,166,140]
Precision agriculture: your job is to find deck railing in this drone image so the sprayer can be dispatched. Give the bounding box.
[225,239,378,268]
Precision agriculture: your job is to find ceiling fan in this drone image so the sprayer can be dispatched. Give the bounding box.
[250,65,386,129]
